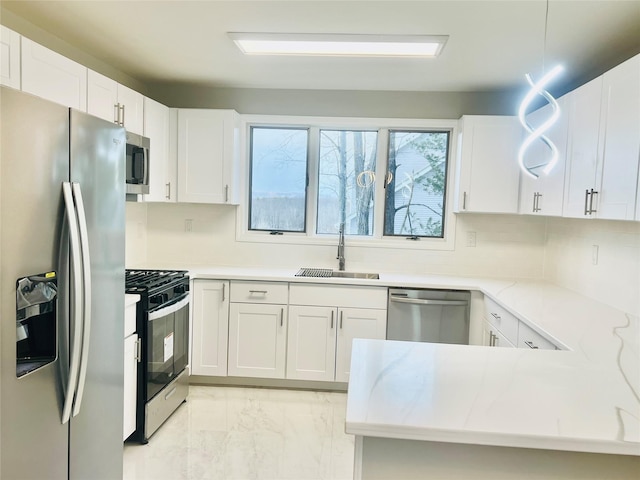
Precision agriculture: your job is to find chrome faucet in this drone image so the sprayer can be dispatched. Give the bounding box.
[337,223,345,271]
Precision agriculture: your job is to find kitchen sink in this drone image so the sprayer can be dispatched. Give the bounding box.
[295,268,379,279]
[330,271,379,279]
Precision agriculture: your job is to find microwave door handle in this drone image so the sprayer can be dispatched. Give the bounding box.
[132,149,143,183]
[61,182,83,425]
[71,183,92,417]
[147,294,190,321]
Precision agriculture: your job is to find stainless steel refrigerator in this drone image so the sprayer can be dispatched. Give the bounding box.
[1,86,126,479]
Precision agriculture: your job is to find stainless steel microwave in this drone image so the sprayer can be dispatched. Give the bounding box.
[125,131,150,195]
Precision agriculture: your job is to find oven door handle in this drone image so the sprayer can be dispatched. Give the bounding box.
[148,294,190,321]
[389,296,468,306]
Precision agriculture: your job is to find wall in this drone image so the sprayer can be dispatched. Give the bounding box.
[148,84,523,119]
[125,203,148,267]
[0,7,149,95]
[543,217,640,316]
[140,202,547,279]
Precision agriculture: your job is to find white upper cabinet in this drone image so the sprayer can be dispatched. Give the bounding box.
[564,54,640,220]
[21,37,87,111]
[455,116,522,214]
[177,109,240,204]
[1,25,21,89]
[143,97,175,202]
[518,95,570,217]
[87,70,144,134]
[596,54,639,221]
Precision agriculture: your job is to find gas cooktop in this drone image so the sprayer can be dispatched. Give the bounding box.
[125,269,188,293]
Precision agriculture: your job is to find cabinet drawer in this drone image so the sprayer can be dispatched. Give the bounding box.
[289,284,387,309]
[484,297,518,345]
[518,322,558,350]
[230,281,288,304]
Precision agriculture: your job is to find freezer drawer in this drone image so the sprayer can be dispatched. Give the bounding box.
[387,289,470,344]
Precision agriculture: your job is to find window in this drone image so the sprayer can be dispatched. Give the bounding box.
[243,116,454,247]
[384,131,450,238]
[249,127,308,232]
[317,130,378,236]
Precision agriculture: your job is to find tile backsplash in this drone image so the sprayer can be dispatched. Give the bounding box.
[544,217,640,316]
[126,202,640,316]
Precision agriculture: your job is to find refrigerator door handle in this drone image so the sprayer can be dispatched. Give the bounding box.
[71,183,92,417]
[61,182,84,424]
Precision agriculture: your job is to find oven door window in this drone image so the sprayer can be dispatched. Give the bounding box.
[146,296,189,401]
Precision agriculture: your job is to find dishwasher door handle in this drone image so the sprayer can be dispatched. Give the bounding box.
[389,296,468,306]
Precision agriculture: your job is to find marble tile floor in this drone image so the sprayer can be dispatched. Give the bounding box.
[123,386,354,480]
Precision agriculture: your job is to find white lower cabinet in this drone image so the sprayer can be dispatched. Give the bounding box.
[287,306,336,382]
[228,302,288,379]
[123,333,138,440]
[123,295,139,441]
[483,296,559,350]
[287,284,387,383]
[334,307,387,383]
[517,321,558,350]
[191,280,229,376]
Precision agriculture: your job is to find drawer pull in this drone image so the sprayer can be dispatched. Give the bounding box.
[280,308,284,327]
[330,311,334,329]
[165,387,177,400]
[490,312,501,320]
[524,340,539,349]
[340,311,343,329]
[249,290,268,295]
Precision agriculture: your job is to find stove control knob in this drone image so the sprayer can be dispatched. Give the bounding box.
[174,284,187,295]
[149,295,163,305]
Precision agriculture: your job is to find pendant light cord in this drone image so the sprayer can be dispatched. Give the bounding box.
[543,0,550,73]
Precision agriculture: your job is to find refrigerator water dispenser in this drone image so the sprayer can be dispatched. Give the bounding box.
[16,272,57,378]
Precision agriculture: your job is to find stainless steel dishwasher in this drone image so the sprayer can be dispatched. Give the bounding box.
[387,288,470,344]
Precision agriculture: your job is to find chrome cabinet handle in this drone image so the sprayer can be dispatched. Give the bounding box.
[136,337,142,362]
[222,283,226,303]
[524,340,539,349]
[584,189,591,215]
[330,311,334,329]
[249,290,267,295]
[490,312,501,320]
[114,103,119,124]
[120,104,125,126]
[280,308,284,327]
[533,192,542,212]
[225,185,229,202]
[340,311,343,329]
[165,182,171,200]
[589,189,598,214]
[463,191,467,210]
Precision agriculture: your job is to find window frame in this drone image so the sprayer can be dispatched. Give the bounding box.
[248,125,310,233]
[236,114,459,251]
[383,129,451,239]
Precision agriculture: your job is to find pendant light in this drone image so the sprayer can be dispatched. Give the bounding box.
[517,0,564,179]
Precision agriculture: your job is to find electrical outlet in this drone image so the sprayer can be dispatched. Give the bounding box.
[185,219,193,232]
[592,245,599,265]
[467,231,477,247]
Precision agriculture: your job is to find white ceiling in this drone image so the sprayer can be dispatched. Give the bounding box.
[2,0,639,93]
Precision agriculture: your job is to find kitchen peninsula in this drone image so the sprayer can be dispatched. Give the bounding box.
[345,279,640,479]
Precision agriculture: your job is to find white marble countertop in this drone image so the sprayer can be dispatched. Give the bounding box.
[135,264,639,455]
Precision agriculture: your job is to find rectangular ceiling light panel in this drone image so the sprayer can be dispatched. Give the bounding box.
[229,33,448,57]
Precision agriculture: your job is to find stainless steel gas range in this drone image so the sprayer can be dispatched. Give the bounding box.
[125,269,190,443]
